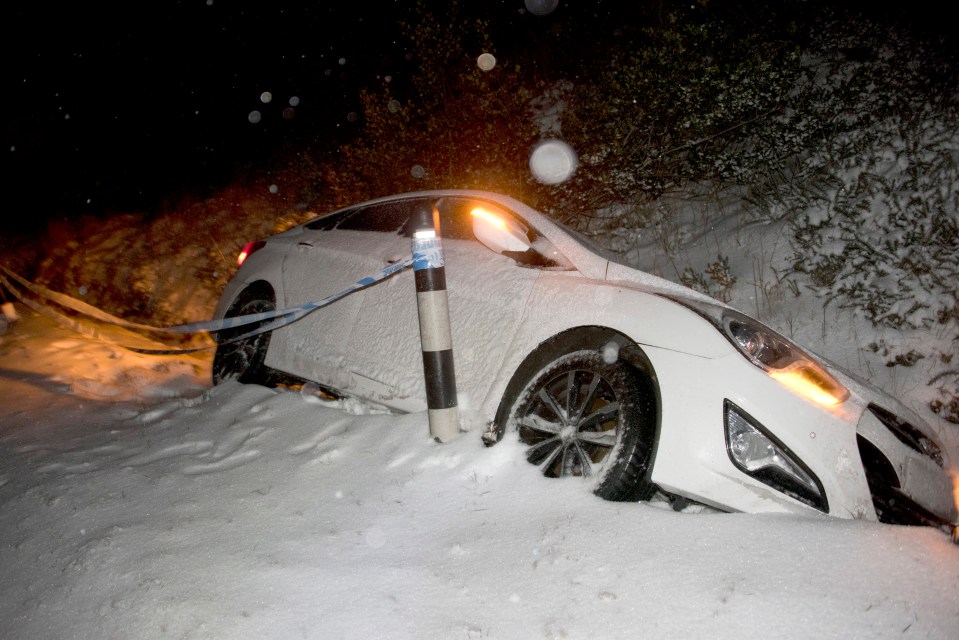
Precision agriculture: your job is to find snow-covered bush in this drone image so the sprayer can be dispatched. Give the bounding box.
[553,7,959,422]
[746,19,959,422]
[680,254,738,303]
[789,115,959,330]
[28,183,318,327]
[560,5,808,220]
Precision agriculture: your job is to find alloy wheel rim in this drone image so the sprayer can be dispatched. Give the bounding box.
[517,369,620,478]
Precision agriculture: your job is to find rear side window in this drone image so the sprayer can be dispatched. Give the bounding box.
[304,208,355,231]
[335,200,421,233]
[305,199,426,233]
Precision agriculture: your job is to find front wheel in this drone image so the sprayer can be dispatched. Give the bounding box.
[212,285,275,386]
[507,349,658,501]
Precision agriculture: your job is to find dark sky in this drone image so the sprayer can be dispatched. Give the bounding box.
[6,2,421,231]
[6,1,598,234]
[6,1,954,234]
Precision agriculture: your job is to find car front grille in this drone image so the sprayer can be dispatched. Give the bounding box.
[867,403,944,468]
[857,434,948,527]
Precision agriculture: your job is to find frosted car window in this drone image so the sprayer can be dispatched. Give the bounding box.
[304,208,355,230]
[304,199,424,233]
[335,200,422,233]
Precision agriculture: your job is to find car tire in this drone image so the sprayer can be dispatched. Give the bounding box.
[211,284,275,386]
[505,348,658,502]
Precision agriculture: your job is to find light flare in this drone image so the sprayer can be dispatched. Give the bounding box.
[952,470,959,515]
[470,207,506,229]
[769,368,845,407]
[236,240,265,266]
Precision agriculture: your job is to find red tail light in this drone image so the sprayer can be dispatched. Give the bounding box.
[237,241,266,266]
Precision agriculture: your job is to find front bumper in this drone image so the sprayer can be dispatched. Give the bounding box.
[648,347,958,538]
[855,403,958,532]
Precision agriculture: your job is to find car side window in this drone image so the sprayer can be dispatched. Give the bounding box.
[396,198,475,240]
[304,208,355,230]
[334,200,420,233]
[434,199,479,240]
[304,199,424,233]
[305,196,566,269]
[433,197,565,269]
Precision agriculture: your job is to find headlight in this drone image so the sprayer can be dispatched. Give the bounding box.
[721,310,849,407]
[663,296,850,407]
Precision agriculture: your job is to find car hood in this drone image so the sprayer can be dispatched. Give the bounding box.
[603,260,728,307]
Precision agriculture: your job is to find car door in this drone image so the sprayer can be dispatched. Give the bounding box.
[344,196,546,416]
[267,198,425,391]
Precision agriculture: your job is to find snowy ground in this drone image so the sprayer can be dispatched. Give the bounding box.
[1,302,959,639]
[2,188,958,639]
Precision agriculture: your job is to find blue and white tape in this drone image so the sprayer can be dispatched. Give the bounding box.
[0,256,414,355]
[412,236,445,271]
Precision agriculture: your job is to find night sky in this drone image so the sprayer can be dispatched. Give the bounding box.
[6,1,954,235]
[6,2,425,231]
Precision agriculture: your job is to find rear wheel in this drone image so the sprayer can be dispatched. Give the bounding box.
[507,349,657,501]
[212,285,275,386]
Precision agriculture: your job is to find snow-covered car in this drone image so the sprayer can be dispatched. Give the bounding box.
[212,189,958,537]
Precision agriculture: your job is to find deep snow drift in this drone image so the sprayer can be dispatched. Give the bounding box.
[2,181,958,639]
[1,302,958,639]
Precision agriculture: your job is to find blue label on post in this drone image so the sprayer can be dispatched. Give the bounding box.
[412,236,445,270]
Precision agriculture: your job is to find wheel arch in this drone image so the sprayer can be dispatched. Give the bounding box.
[489,324,662,444]
[214,263,283,321]
[212,279,280,387]
[225,279,276,311]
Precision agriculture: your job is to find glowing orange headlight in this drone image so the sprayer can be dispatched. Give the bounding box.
[769,367,846,407]
[723,311,849,407]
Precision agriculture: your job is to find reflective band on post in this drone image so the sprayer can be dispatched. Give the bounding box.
[414,266,447,292]
[421,348,457,408]
[411,202,459,443]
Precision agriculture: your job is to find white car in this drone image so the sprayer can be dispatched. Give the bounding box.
[212,190,958,538]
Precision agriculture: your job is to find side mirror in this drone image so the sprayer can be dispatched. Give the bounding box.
[470,207,532,254]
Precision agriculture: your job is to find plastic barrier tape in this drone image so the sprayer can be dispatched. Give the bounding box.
[0,257,414,354]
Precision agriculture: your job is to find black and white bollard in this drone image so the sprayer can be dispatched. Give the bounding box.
[411,202,459,442]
